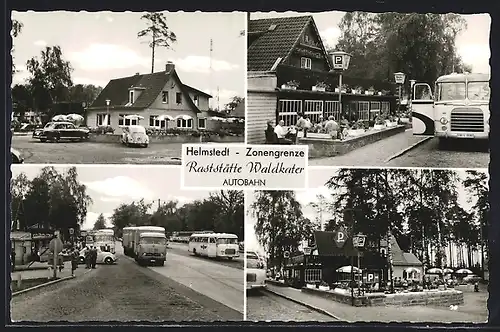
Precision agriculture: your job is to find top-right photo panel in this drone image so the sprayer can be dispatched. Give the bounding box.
[247,12,490,169]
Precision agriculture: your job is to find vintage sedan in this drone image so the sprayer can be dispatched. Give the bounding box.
[121,125,149,148]
[79,247,118,265]
[34,122,90,142]
[11,148,23,163]
[246,250,267,291]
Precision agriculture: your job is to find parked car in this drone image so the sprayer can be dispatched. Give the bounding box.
[11,148,23,163]
[121,125,149,147]
[79,247,117,265]
[246,250,267,290]
[33,121,90,142]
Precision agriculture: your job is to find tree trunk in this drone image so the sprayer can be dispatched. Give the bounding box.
[151,35,156,73]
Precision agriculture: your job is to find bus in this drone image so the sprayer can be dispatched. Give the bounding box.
[188,233,239,260]
[411,72,490,147]
[133,226,166,259]
[94,229,115,253]
[122,226,139,256]
[170,230,213,243]
[136,232,167,266]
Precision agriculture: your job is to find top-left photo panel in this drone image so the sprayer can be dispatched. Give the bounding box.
[11,11,246,165]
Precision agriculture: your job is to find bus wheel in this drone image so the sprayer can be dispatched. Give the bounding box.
[193,249,197,256]
[438,138,450,149]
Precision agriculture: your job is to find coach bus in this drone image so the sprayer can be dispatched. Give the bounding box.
[94,229,115,253]
[411,72,490,147]
[171,230,213,243]
[188,233,239,260]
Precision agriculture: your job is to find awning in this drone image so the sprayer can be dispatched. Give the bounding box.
[426,268,442,274]
[336,265,361,274]
[175,114,193,120]
[455,268,473,275]
[156,115,174,121]
[52,114,68,121]
[124,115,144,120]
[405,267,420,273]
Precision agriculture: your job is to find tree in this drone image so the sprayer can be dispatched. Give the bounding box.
[93,213,107,230]
[225,96,244,113]
[11,19,23,74]
[137,13,177,73]
[208,190,245,239]
[69,84,103,105]
[11,84,33,122]
[26,45,73,114]
[110,199,152,238]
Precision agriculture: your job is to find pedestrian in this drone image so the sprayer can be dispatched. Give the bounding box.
[91,246,98,269]
[474,282,479,292]
[71,247,79,277]
[85,247,91,269]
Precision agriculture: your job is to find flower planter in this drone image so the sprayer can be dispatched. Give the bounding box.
[347,129,365,136]
[373,124,385,130]
[352,91,358,95]
[341,89,347,93]
[365,91,374,95]
[312,86,326,92]
[319,285,330,291]
[281,84,297,90]
[400,117,410,123]
[386,121,398,128]
[306,284,316,289]
[378,91,382,96]
[335,88,340,93]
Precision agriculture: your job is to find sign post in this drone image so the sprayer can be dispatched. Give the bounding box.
[353,234,366,296]
[329,51,352,118]
[394,72,406,115]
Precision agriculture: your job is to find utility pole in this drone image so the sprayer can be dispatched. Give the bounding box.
[209,38,213,109]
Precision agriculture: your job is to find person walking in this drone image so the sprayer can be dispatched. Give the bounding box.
[85,247,91,269]
[71,247,79,277]
[91,247,98,269]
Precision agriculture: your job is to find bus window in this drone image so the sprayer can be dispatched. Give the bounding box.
[217,238,238,245]
[467,82,490,101]
[209,237,216,244]
[437,82,466,101]
[413,84,433,100]
[140,237,166,245]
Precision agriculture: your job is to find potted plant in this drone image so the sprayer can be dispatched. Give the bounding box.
[306,283,316,289]
[366,86,375,95]
[347,120,366,136]
[351,86,363,95]
[318,281,330,291]
[335,84,348,93]
[282,80,300,90]
[312,81,329,92]
[373,116,386,130]
[386,115,398,127]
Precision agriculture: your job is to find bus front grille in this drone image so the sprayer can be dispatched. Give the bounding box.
[247,273,256,282]
[450,108,484,132]
[225,249,236,255]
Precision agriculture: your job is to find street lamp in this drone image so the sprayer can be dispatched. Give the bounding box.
[105,99,111,126]
[394,72,406,116]
[329,51,352,118]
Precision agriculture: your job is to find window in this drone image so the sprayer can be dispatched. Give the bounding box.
[149,115,166,128]
[300,57,312,69]
[96,114,111,126]
[358,101,369,121]
[304,100,323,124]
[177,118,193,129]
[162,91,169,103]
[437,82,466,101]
[216,238,237,244]
[119,114,124,126]
[278,99,302,126]
[129,91,134,104]
[370,101,381,120]
[193,95,199,107]
[304,34,310,43]
[209,238,216,244]
[119,115,137,126]
[176,92,182,104]
[467,81,490,101]
[381,101,390,113]
[324,101,341,120]
[150,115,158,127]
[304,268,322,283]
[198,118,206,129]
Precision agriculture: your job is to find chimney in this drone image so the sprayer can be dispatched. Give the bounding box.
[135,72,140,76]
[165,61,175,72]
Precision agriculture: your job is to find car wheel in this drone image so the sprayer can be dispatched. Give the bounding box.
[53,134,60,143]
[40,138,47,143]
[104,257,113,265]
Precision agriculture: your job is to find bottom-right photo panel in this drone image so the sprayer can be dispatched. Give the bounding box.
[245,167,488,323]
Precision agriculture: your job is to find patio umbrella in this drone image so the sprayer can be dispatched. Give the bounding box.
[443,268,454,274]
[52,114,68,121]
[426,268,443,274]
[124,115,144,120]
[156,115,174,121]
[209,116,224,121]
[226,117,237,122]
[175,114,192,121]
[66,114,84,124]
[336,265,361,274]
[405,267,420,273]
[455,268,473,275]
[238,118,245,123]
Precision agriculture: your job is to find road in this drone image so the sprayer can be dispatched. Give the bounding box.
[168,242,244,270]
[246,289,333,322]
[10,252,242,322]
[148,249,244,315]
[12,134,182,164]
[308,130,489,168]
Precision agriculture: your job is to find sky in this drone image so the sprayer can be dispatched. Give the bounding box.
[11,11,246,107]
[245,168,488,257]
[11,165,213,230]
[250,11,491,74]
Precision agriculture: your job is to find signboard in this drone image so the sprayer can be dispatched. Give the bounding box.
[69,228,74,235]
[334,227,348,248]
[394,72,406,84]
[333,55,344,70]
[303,247,311,255]
[353,234,367,248]
[283,251,290,259]
[362,271,380,284]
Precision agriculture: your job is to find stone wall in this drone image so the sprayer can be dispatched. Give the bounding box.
[88,133,244,144]
[302,287,464,307]
[299,125,406,158]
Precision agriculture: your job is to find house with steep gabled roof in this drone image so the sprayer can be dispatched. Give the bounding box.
[247,15,397,144]
[86,62,212,132]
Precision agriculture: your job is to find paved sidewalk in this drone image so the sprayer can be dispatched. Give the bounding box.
[11,261,87,281]
[266,284,486,323]
[308,129,428,166]
[13,261,51,271]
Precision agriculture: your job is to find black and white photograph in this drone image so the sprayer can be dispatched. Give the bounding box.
[247,11,490,168]
[245,168,489,323]
[11,11,245,165]
[10,165,244,321]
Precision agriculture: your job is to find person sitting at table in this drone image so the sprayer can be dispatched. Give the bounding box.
[324,116,340,139]
[295,114,308,138]
[264,120,278,144]
[274,120,293,145]
[286,125,298,144]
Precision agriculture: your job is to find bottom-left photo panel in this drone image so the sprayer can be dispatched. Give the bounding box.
[9,165,244,323]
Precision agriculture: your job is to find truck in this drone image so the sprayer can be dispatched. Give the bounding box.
[132,226,166,259]
[135,232,168,266]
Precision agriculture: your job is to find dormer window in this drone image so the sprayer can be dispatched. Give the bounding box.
[162,91,169,103]
[193,95,199,107]
[304,34,310,43]
[129,91,134,104]
[300,57,312,70]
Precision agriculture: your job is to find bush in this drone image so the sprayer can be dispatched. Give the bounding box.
[90,126,114,134]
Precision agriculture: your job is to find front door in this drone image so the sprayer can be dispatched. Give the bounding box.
[208,237,217,258]
[411,83,435,135]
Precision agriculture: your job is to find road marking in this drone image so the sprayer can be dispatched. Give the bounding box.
[384,136,433,163]
[263,287,347,322]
